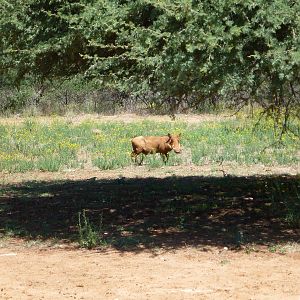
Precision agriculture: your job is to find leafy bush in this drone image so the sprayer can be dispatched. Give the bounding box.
[1,0,299,120]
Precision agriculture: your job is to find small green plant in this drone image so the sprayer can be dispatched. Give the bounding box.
[285,211,300,228]
[268,243,288,254]
[177,215,186,230]
[78,210,103,249]
[278,247,287,255]
[244,244,257,254]
[268,244,280,253]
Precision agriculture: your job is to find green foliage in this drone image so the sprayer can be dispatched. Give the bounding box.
[1,0,299,117]
[78,210,105,249]
[1,0,87,84]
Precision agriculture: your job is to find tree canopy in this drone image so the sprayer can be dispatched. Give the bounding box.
[1,0,300,119]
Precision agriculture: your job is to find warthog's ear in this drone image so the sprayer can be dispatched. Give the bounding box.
[167,133,171,143]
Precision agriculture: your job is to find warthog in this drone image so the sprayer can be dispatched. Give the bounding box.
[131,133,181,165]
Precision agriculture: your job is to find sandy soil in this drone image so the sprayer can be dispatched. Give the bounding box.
[0,245,299,300]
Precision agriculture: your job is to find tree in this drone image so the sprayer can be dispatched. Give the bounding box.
[1,0,299,125]
[1,0,87,85]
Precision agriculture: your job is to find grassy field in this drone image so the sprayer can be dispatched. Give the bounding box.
[0,114,299,250]
[0,114,299,173]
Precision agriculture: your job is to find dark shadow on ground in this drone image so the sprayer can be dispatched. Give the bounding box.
[0,175,299,251]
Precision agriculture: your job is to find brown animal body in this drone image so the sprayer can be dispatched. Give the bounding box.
[131,133,181,165]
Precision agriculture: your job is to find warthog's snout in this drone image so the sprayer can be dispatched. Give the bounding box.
[168,133,181,154]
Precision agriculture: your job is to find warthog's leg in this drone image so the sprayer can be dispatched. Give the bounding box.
[165,153,169,163]
[131,151,137,162]
[131,151,144,165]
[137,154,144,165]
[160,153,169,164]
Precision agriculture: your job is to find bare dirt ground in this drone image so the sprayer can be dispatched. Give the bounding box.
[1,244,300,300]
[1,165,300,300]
[1,163,299,184]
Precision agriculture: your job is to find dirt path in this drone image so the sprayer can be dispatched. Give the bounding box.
[0,245,300,300]
[1,164,299,185]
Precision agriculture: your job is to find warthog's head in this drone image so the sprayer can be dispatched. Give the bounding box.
[167,133,181,154]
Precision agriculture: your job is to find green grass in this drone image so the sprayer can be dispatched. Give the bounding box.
[0,115,298,172]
